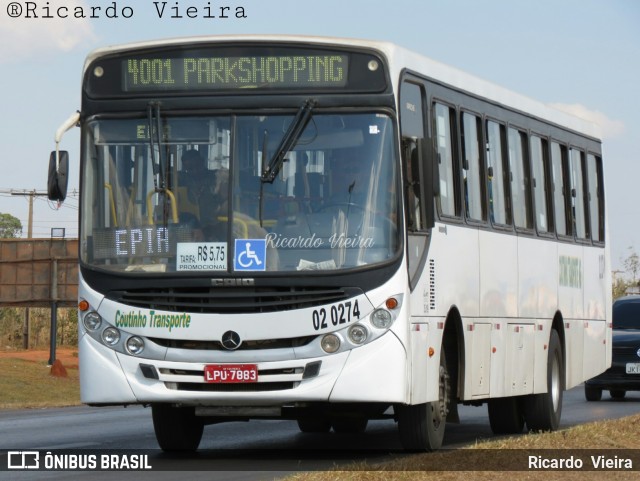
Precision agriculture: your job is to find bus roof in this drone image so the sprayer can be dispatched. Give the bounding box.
[84,35,601,140]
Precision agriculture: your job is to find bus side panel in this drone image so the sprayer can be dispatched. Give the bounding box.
[557,244,585,319]
[517,236,558,393]
[583,245,609,380]
[558,243,585,388]
[428,224,480,319]
[479,230,517,319]
[583,246,607,320]
[583,319,607,382]
[467,322,492,398]
[564,318,585,389]
[476,230,516,400]
[517,236,558,319]
[428,224,480,402]
[406,318,445,404]
[408,319,429,404]
[503,323,535,396]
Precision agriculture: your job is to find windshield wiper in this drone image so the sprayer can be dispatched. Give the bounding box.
[260,98,316,183]
[147,102,172,225]
[147,102,170,188]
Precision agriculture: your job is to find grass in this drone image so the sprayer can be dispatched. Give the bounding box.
[284,415,640,481]
[0,357,81,409]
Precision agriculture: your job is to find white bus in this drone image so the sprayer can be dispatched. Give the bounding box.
[48,35,611,451]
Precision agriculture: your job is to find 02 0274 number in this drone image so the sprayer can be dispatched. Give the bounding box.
[312,300,361,331]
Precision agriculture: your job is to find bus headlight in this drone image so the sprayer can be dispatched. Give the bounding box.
[348,325,368,345]
[83,312,102,331]
[101,327,121,346]
[126,336,145,355]
[321,334,340,353]
[371,308,393,329]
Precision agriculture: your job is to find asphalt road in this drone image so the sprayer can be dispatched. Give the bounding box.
[1,385,639,480]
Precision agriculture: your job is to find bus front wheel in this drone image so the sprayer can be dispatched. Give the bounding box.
[152,404,204,451]
[396,350,450,451]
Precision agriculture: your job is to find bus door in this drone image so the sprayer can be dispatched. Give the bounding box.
[399,78,435,289]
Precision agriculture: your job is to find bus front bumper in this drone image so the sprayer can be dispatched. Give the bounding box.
[79,331,408,406]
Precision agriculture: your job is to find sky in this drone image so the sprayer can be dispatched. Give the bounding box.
[0,0,638,273]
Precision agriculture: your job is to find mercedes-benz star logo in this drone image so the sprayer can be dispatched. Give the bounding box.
[221,331,242,351]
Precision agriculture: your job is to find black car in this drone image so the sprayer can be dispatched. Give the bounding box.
[585,295,640,401]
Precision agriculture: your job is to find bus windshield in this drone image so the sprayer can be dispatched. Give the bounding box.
[81,111,399,274]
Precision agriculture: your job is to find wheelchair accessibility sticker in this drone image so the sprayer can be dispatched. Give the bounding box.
[234,239,266,271]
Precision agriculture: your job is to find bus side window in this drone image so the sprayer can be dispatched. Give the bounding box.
[530,135,551,233]
[587,153,605,243]
[485,120,510,226]
[434,103,460,217]
[550,142,570,236]
[460,112,485,222]
[569,148,588,240]
[508,127,533,230]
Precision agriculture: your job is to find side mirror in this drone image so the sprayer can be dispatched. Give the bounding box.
[48,151,69,201]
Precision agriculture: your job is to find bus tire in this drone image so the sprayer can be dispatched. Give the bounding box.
[297,417,332,433]
[396,349,449,451]
[488,397,524,434]
[152,404,204,451]
[523,329,563,432]
[331,416,368,434]
[584,385,602,401]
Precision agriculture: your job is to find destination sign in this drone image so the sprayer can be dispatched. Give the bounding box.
[84,45,388,97]
[91,225,195,261]
[123,54,348,91]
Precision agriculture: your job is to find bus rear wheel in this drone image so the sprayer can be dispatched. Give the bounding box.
[523,329,563,432]
[152,404,204,451]
[396,350,450,451]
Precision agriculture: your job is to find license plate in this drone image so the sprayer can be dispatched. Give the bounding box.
[204,364,258,383]
[626,363,640,374]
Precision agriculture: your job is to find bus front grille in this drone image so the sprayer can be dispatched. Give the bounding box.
[149,336,315,350]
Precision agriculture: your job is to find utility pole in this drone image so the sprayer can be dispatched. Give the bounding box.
[10,190,49,349]
[10,190,49,238]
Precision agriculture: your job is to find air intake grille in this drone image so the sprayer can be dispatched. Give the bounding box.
[107,285,361,314]
[429,259,436,311]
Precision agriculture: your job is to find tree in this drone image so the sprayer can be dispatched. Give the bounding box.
[614,246,640,300]
[0,213,22,238]
[622,246,640,286]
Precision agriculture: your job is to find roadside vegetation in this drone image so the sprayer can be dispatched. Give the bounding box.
[286,414,640,481]
[0,347,80,409]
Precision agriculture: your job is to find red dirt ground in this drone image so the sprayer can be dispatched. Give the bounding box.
[0,347,79,369]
